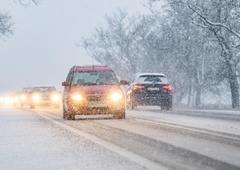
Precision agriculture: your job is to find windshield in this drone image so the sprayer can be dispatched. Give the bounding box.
[72,71,119,85]
[138,75,168,84]
[34,87,56,93]
[22,88,33,93]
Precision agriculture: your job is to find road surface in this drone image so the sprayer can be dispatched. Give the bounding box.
[0,105,240,170]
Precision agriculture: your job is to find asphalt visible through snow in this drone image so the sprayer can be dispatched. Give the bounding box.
[0,105,240,170]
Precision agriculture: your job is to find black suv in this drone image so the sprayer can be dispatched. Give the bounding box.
[126,73,173,110]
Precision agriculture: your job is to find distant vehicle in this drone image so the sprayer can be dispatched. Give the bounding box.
[30,86,61,109]
[62,65,128,120]
[17,87,34,107]
[13,91,21,107]
[126,73,173,110]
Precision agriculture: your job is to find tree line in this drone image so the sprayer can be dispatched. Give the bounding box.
[82,0,240,109]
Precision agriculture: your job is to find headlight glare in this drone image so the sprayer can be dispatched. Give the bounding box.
[33,95,40,103]
[20,95,26,101]
[71,93,83,101]
[111,93,122,101]
[52,94,59,101]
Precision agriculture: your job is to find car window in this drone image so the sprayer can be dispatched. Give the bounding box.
[138,75,168,84]
[22,88,33,93]
[34,87,56,93]
[72,71,118,85]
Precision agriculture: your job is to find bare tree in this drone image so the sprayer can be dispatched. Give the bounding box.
[149,0,240,108]
[0,12,13,39]
[14,0,41,6]
[0,0,41,39]
[82,10,157,80]
[173,0,240,108]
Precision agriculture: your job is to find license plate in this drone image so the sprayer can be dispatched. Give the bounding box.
[88,102,107,107]
[148,87,159,91]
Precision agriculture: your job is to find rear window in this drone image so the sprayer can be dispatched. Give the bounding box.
[72,71,119,85]
[138,75,169,84]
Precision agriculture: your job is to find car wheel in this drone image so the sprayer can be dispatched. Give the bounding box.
[161,101,172,110]
[63,105,75,120]
[113,110,125,119]
[63,107,67,119]
[30,104,35,109]
[161,106,170,110]
[66,114,75,120]
[126,96,136,109]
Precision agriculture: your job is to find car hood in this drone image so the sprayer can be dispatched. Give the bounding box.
[70,85,123,95]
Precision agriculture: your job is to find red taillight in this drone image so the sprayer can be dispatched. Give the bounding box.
[162,85,172,91]
[132,85,145,90]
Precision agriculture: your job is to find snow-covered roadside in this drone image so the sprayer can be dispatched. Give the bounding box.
[127,106,240,136]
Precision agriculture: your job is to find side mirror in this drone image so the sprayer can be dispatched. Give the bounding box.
[62,81,70,86]
[119,80,129,85]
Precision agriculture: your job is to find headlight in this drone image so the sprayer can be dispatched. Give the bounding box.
[4,97,13,104]
[20,95,26,101]
[33,95,40,103]
[71,93,83,101]
[51,94,60,102]
[110,92,122,101]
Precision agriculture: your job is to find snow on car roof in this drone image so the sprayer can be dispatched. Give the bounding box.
[34,85,56,88]
[135,73,166,77]
[72,65,113,72]
[22,87,34,89]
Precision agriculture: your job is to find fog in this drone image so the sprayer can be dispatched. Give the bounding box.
[0,0,147,95]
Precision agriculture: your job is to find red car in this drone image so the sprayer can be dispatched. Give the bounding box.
[62,65,127,120]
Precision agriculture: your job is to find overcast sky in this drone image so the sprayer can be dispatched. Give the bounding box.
[0,0,149,95]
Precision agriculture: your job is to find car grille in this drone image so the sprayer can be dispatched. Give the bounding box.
[42,94,51,100]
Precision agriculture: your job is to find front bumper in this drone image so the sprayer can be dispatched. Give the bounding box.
[67,100,125,115]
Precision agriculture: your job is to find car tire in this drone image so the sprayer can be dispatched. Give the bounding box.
[63,105,75,120]
[161,106,170,110]
[63,107,67,119]
[30,104,35,109]
[113,110,125,119]
[66,114,75,120]
[126,96,136,109]
[161,101,172,110]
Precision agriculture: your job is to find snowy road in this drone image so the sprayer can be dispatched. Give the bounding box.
[0,106,240,170]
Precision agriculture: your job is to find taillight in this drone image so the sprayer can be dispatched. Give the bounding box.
[162,85,172,91]
[132,85,145,90]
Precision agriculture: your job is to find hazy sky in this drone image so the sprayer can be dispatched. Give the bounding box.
[0,0,149,94]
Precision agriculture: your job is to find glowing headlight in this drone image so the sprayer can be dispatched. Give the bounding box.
[33,95,40,103]
[5,97,13,104]
[52,94,59,101]
[111,93,122,101]
[71,93,83,101]
[20,95,26,101]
